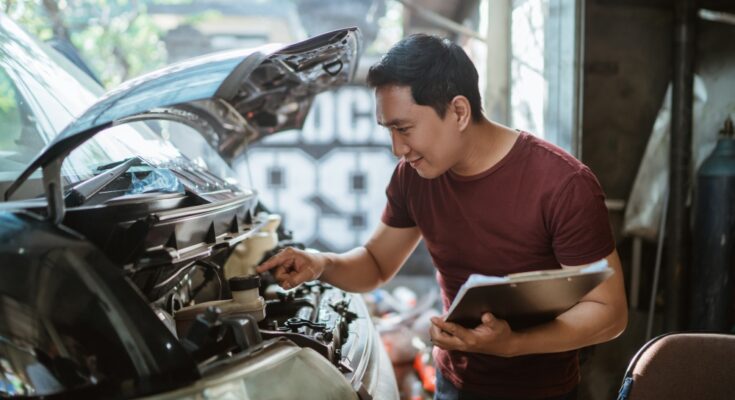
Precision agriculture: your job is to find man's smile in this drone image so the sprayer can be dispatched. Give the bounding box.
[407,157,423,168]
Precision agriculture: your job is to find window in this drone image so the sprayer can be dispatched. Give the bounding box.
[510,0,581,153]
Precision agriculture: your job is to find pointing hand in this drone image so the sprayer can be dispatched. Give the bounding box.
[256,247,325,289]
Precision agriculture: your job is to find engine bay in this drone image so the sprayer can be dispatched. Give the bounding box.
[46,160,369,379]
[134,210,368,381]
[150,261,362,372]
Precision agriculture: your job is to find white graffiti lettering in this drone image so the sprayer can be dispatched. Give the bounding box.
[236,86,399,251]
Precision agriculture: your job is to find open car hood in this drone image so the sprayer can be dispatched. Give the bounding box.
[5,27,360,207]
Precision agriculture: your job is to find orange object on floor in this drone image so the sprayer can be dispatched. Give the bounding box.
[413,349,436,393]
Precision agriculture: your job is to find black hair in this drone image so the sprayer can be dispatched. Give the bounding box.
[366,34,483,123]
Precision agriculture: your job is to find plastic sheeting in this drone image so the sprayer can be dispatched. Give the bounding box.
[126,168,184,195]
[623,76,709,240]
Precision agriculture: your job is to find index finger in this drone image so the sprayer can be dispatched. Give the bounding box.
[431,317,453,332]
[430,324,466,350]
[256,250,290,273]
[431,317,471,341]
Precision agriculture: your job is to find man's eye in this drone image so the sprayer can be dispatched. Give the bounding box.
[396,127,409,133]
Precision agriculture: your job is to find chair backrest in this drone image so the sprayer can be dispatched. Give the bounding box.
[617,333,735,400]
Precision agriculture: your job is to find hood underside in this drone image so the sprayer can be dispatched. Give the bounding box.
[6,27,360,203]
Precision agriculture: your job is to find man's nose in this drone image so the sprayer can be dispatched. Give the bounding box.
[390,132,410,158]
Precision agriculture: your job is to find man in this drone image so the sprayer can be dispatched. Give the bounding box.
[257,34,627,399]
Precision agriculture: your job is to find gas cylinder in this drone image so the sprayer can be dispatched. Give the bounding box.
[690,118,735,331]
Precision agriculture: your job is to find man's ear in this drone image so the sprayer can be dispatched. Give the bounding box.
[450,95,472,131]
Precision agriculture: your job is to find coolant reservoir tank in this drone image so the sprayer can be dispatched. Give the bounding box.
[174,275,265,336]
[224,214,281,279]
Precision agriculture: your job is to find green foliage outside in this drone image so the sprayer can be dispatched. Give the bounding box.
[0,70,20,150]
[3,0,177,88]
[0,74,16,114]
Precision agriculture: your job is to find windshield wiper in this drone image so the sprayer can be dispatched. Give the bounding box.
[64,157,142,207]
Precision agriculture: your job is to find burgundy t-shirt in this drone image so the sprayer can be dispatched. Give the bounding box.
[381,131,615,398]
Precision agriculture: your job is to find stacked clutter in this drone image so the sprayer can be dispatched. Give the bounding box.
[363,285,441,400]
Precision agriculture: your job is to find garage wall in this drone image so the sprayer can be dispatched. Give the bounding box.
[581,1,674,242]
[582,1,735,310]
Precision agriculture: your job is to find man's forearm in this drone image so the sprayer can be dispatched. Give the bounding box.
[318,247,388,292]
[508,300,628,357]
[507,250,629,357]
[317,224,421,292]
[258,224,418,292]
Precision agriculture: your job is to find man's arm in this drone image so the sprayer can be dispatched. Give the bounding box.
[256,222,421,293]
[430,249,628,357]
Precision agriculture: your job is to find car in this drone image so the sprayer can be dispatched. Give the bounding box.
[0,13,398,399]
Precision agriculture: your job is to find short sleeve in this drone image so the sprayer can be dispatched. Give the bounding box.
[548,167,615,265]
[381,162,416,228]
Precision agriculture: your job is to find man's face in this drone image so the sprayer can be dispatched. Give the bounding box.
[375,85,464,179]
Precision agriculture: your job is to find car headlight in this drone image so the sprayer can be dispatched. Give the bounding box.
[141,339,358,400]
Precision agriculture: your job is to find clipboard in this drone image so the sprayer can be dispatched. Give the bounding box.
[444,259,614,329]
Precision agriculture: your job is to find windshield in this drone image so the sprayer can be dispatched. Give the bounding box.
[0,14,102,179]
[56,121,243,204]
[61,122,186,187]
[0,16,241,201]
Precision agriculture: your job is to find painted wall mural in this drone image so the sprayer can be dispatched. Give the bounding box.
[235,85,397,252]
